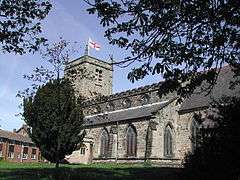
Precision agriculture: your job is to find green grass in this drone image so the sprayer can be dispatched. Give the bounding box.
[0,161,184,180]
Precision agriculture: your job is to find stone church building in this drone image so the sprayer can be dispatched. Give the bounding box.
[64,55,238,166]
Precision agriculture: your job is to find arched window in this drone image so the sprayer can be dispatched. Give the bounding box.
[164,125,173,157]
[106,102,115,111]
[80,144,87,155]
[91,105,101,114]
[140,94,150,105]
[126,125,137,157]
[122,98,131,108]
[190,119,199,151]
[100,129,109,157]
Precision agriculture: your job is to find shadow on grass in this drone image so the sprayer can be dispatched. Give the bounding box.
[0,167,184,180]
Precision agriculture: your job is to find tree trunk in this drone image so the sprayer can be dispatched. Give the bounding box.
[55,160,59,168]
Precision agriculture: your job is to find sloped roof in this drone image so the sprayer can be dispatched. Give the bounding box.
[0,129,33,144]
[179,66,240,114]
[84,99,173,126]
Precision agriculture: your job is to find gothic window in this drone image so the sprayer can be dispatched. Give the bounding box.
[190,119,199,151]
[140,94,150,105]
[93,106,101,114]
[126,125,137,157]
[95,69,103,86]
[122,98,131,108]
[164,125,174,158]
[100,128,109,157]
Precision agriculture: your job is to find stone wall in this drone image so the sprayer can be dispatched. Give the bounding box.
[84,120,150,160]
[73,99,192,165]
[64,55,196,166]
[65,55,113,99]
[66,137,93,164]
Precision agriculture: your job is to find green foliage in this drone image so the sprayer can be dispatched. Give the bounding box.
[17,38,81,99]
[23,79,85,167]
[0,0,52,54]
[86,0,240,98]
[184,97,240,179]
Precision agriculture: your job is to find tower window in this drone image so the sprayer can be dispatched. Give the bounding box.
[95,69,103,86]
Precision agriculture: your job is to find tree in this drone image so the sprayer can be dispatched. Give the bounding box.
[17,38,91,98]
[0,0,52,54]
[184,96,240,179]
[85,0,240,99]
[19,39,87,168]
[23,79,85,168]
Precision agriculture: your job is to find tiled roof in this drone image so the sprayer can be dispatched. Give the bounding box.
[179,66,240,114]
[0,129,33,144]
[84,99,174,126]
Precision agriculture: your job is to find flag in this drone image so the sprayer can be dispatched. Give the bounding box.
[88,38,101,51]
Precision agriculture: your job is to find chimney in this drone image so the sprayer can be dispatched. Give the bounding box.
[13,129,16,133]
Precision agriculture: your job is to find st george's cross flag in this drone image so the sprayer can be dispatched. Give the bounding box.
[88,38,101,51]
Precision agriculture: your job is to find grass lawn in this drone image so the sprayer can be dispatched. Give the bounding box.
[0,161,184,180]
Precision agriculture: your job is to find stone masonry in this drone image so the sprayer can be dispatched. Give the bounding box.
[65,55,237,166]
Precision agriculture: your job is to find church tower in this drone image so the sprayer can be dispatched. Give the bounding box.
[64,54,113,99]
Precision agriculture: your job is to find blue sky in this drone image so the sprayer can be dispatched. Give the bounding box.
[0,0,160,131]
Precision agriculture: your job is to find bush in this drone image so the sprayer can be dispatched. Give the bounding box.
[184,97,240,180]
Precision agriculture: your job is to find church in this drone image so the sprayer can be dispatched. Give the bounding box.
[64,54,238,166]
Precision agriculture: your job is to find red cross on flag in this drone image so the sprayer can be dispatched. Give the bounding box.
[88,38,101,51]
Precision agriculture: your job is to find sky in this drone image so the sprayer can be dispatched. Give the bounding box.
[0,0,161,131]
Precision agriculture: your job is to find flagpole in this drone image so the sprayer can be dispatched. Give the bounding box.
[87,38,90,56]
[84,45,88,56]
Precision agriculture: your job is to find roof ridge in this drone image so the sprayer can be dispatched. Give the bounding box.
[0,128,33,143]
